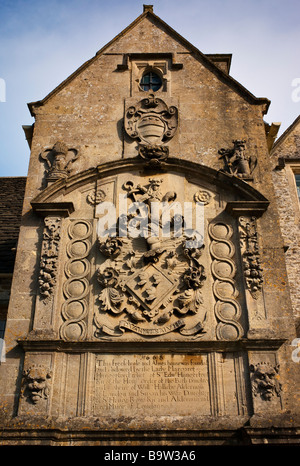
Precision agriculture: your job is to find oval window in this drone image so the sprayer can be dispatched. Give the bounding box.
[140,71,162,92]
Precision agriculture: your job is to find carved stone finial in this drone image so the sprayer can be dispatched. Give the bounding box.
[143,4,153,13]
[218,139,257,179]
[40,140,79,182]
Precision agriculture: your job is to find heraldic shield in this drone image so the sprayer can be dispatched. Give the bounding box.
[93,176,210,339]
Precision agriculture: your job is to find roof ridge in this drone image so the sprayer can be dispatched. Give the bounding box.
[27,6,270,116]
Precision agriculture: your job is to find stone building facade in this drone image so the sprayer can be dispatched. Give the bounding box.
[0,6,299,445]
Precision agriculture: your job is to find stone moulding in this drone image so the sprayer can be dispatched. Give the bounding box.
[31,201,75,217]
[60,220,93,341]
[209,222,243,341]
[29,158,270,207]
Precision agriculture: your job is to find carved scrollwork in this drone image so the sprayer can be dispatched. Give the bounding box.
[60,220,92,341]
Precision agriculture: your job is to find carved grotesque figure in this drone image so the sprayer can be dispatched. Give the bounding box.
[22,365,52,404]
[218,139,257,179]
[250,362,281,401]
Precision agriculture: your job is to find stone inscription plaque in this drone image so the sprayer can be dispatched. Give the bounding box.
[93,354,210,417]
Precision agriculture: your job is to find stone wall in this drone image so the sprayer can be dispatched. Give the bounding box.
[271,116,300,332]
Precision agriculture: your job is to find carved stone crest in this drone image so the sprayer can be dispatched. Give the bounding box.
[94,178,207,338]
[124,94,178,163]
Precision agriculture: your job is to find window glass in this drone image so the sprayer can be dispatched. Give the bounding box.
[140,72,162,91]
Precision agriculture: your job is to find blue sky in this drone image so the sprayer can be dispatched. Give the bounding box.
[0,0,299,176]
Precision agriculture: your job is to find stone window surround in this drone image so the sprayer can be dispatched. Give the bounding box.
[115,53,183,97]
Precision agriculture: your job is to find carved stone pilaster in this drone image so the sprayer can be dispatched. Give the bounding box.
[38,217,61,302]
[238,216,263,300]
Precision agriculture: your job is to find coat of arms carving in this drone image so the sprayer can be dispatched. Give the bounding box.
[94,178,207,339]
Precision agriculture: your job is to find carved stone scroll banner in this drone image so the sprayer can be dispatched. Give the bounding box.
[60,220,92,341]
[39,217,61,302]
[209,222,243,340]
[94,177,207,340]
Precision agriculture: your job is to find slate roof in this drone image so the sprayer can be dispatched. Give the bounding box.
[0,177,26,273]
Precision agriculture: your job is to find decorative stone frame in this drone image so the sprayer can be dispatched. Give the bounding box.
[133,60,169,94]
[116,53,183,97]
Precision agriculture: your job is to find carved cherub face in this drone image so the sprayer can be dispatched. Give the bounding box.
[250,363,281,401]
